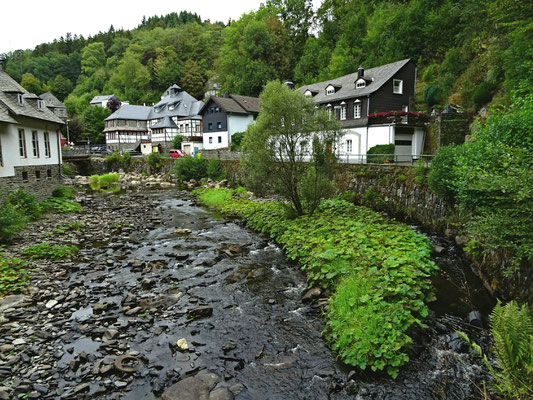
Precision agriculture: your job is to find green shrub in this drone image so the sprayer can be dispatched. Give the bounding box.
[367,144,395,163]
[22,242,79,260]
[7,188,42,221]
[40,197,83,213]
[427,145,460,202]
[104,152,123,170]
[89,175,100,190]
[122,151,131,168]
[171,134,184,149]
[98,173,120,191]
[0,253,30,295]
[172,155,208,181]
[194,189,437,377]
[472,82,495,107]
[51,185,73,199]
[0,202,27,243]
[362,187,385,210]
[424,84,443,107]
[147,152,163,170]
[62,162,77,175]
[489,301,533,398]
[230,131,245,151]
[207,158,223,180]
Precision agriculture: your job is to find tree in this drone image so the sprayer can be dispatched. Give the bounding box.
[81,106,111,144]
[107,97,122,113]
[20,73,43,94]
[181,59,206,100]
[153,46,182,91]
[242,81,342,216]
[81,42,106,76]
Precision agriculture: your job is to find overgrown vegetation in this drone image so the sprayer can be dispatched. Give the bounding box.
[428,96,533,279]
[0,251,30,295]
[367,144,395,164]
[171,155,207,181]
[194,188,437,377]
[171,135,184,150]
[62,162,77,176]
[89,173,120,192]
[22,243,79,260]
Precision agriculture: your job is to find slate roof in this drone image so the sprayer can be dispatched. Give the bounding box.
[0,69,64,125]
[0,103,18,124]
[40,92,65,108]
[201,94,260,115]
[151,116,178,129]
[105,104,152,121]
[90,94,116,104]
[298,59,412,104]
[150,88,203,120]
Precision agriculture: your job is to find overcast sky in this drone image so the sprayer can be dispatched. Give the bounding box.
[0,0,278,53]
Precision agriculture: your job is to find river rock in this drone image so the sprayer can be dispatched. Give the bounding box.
[45,300,58,309]
[302,287,322,304]
[161,373,220,400]
[209,387,234,400]
[187,306,213,319]
[177,338,189,351]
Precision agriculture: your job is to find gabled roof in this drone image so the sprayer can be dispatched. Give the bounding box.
[200,94,260,115]
[298,59,412,104]
[151,116,178,129]
[0,103,18,123]
[90,94,116,104]
[40,92,65,108]
[0,69,64,125]
[150,87,203,120]
[105,104,152,121]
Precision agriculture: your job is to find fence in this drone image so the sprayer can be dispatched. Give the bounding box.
[337,154,433,166]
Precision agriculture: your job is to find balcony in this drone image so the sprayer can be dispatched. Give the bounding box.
[368,111,427,126]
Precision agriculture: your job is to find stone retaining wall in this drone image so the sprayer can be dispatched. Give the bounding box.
[0,165,62,200]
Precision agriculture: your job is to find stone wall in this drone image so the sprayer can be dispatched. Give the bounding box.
[69,156,176,176]
[425,113,472,154]
[0,164,62,200]
[335,164,449,229]
[201,149,241,161]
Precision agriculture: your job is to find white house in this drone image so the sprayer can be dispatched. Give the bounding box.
[199,94,260,151]
[0,66,64,198]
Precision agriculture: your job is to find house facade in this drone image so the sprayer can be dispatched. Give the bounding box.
[104,85,204,154]
[199,94,260,150]
[40,92,68,121]
[0,67,64,199]
[90,94,129,108]
[298,59,426,162]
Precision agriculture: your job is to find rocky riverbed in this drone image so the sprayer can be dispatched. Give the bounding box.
[0,188,492,399]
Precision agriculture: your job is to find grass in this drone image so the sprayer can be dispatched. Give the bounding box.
[0,251,30,295]
[22,243,79,260]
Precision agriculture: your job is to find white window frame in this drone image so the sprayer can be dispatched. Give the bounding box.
[209,137,213,144]
[393,79,403,94]
[356,79,366,88]
[326,105,332,119]
[340,102,346,120]
[325,85,335,95]
[304,90,313,97]
[37,99,45,109]
[354,102,361,119]
[17,94,24,105]
[32,130,40,158]
[18,129,27,158]
[346,139,352,153]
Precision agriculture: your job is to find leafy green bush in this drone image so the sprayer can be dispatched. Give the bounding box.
[40,197,83,213]
[0,202,27,243]
[7,188,42,221]
[104,152,123,170]
[62,162,77,176]
[489,301,533,398]
[172,155,208,181]
[362,187,385,210]
[122,151,131,168]
[89,175,100,190]
[89,173,120,192]
[207,158,223,180]
[424,84,443,107]
[51,185,73,199]
[22,242,79,260]
[472,82,495,107]
[367,144,395,163]
[427,145,460,202]
[0,252,30,295]
[230,131,245,151]
[44,222,86,236]
[171,134,184,149]
[194,189,437,377]
[147,152,163,171]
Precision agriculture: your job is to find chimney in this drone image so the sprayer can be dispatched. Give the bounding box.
[284,81,295,90]
[357,66,364,79]
[0,58,5,71]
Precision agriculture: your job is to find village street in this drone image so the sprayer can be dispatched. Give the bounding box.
[0,188,487,399]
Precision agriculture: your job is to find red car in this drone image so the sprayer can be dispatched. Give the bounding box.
[169,149,186,159]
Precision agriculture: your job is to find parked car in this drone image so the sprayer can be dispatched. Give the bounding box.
[169,149,186,159]
[94,146,109,154]
[124,149,142,156]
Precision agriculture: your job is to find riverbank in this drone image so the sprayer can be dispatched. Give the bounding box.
[0,187,491,399]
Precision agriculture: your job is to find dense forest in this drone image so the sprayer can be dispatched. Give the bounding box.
[1,1,532,143]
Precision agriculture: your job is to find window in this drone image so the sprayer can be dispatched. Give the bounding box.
[209,137,213,144]
[32,131,40,158]
[44,132,51,157]
[340,103,346,120]
[218,136,222,143]
[402,105,409,112]
[35,170,41,179]
[37,99,45,109]
[18,129,27,158]
[356,80,366,88]
[22,171,28,181]
[325,85,335,95]
[47,169,52,178]
[354,103,361,119]
[346,139,352,153]
[304,90,313,97]
[326,104,332,119]
[217,122,222,129]
[17,94,24,105]
[393,79,403,94]
[208,123,213,131]
[300,140,308,152]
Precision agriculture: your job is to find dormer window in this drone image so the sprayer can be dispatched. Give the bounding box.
[37,100,45,110]
[17,94,24,105]
[325,85,336,96]
[356,79,366,89]
[169,104,175,111]
[393,79,403,94]
[304,90,313,97]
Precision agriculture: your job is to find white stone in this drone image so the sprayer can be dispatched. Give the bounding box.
[13,338,26,345]
[176,338,189,351]
[45,300,58,309]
